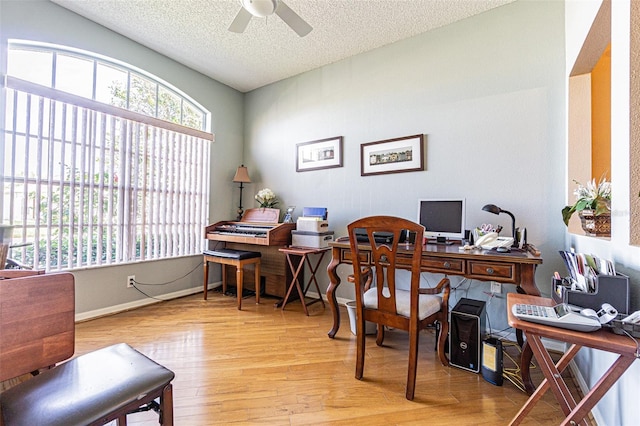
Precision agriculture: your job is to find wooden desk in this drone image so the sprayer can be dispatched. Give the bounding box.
[326,240,542,338]
[507,293,638,426]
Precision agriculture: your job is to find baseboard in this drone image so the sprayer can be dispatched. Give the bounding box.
[306,290,352,308]
[568,359,603,425]
[75,282,221,322]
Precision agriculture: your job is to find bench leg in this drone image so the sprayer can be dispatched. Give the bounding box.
[236,266,243,310]
[255,262,261,304]
[222,264,227,295]
[160,383,174,425]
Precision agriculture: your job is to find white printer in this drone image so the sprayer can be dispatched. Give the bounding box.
[291,207,334,248]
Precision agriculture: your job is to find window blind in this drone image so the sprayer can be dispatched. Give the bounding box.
[2,76,212,271]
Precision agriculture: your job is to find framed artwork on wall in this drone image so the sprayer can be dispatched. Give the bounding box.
[360,134,424,176]
[296,136,343,172]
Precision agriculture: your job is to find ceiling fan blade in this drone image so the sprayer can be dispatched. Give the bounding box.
[275,1,312,37]
[229,7,253,33]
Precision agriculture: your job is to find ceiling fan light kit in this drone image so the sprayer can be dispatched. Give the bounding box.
[230,0,313,37]
[242,0,277,18]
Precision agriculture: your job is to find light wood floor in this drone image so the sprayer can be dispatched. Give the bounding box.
[73,291,588,425]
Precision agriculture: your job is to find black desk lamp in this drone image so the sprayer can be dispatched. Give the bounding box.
[233,165,251,221]
[482,204,516,246]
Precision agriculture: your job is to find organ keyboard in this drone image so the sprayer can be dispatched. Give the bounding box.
[205,208,295,246]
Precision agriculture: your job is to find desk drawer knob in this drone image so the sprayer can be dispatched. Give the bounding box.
[486,267,495,275]
[443,261,451,269]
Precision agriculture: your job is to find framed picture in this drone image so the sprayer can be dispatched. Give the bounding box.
[360,134,424,176]
[296,136,343,172]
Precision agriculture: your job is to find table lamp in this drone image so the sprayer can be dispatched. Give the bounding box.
[482,204,516,246]
[233,165,251,221]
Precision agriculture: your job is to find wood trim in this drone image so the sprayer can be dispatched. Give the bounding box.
[5,75,214,141]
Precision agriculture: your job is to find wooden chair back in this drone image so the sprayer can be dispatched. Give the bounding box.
[0,272,75,382]
[348,216,424,329]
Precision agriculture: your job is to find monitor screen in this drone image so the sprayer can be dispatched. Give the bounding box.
[417,199,466,243]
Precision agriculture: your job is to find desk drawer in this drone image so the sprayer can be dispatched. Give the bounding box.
[342,250,370,265]
[468,261,515,282]
[421,257,464,274]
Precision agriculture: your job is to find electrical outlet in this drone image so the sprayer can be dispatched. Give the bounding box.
[491,282,501,294]
[127,275,135,288]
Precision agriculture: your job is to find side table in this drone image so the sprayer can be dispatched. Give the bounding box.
[507,293,638,425]
[279,246,329,315]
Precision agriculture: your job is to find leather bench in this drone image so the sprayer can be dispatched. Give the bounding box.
[0,272,175,426]
[1,343,175,425]
[203,249,261,310]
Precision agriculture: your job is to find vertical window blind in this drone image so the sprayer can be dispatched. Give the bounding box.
[2,76,212,271]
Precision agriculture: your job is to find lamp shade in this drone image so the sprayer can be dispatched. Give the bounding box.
[233,165,251,183]
[482,204,501,215]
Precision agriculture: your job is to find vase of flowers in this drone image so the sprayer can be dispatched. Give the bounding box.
[255,188,279,209]
[562,177,611,236]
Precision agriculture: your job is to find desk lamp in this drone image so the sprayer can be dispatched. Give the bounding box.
[482,204,516,246]
[233,165,251,221]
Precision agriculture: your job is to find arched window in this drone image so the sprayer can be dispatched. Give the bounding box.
[7,40,208,131]
[2,41,213,271]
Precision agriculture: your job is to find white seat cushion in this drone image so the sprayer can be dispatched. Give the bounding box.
[363,287,442,320]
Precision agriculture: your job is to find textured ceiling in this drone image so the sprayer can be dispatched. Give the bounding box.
[50,0,515,93]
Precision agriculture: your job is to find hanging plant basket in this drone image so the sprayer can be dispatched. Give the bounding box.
[578,210,611,237]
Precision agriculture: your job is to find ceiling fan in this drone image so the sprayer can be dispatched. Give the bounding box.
[229,0,313,37]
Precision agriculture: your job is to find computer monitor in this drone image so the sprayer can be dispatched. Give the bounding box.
[417,198,466,244]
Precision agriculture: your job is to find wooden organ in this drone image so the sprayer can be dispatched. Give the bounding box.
[205,208,298,301]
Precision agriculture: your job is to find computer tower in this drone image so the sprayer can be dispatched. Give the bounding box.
[449,298,486,373]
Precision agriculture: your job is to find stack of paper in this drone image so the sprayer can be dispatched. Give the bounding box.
[559,250,616,293]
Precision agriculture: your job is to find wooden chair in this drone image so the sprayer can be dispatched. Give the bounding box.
[347,216,450,400]
[0,272,175,425]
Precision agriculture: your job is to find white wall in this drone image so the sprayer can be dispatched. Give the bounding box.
[566,1,639,425]
[0,0,245,317]
[244,1,567,332]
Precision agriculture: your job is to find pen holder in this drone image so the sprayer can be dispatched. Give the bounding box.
[551,273,629,315]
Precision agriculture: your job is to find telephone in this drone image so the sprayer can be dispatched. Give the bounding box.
[474,232,514,250]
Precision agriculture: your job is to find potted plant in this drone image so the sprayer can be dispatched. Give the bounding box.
[562,177,611,236]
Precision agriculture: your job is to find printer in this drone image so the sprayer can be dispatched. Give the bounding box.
[291,207,334,249]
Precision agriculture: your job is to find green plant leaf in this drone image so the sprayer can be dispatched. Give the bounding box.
[574,199,591,211]
[562,205,575,226]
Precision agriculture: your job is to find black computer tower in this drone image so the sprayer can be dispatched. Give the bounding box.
[450,298,486,373]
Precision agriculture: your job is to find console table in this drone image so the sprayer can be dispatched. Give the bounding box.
[326,239,543,339]
[507,293,638,425]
